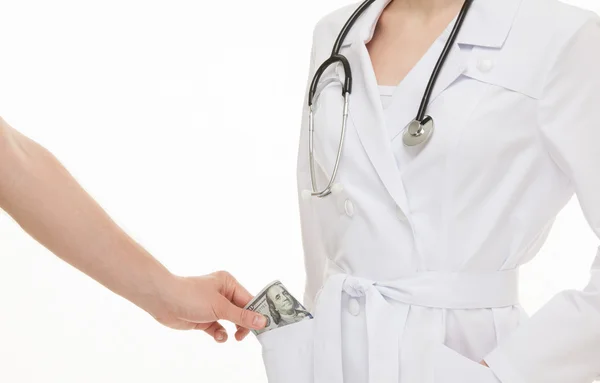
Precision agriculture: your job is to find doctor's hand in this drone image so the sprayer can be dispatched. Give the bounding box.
[150,271,267,342]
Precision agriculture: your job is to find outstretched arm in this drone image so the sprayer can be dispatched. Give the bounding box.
[0,117,266,342]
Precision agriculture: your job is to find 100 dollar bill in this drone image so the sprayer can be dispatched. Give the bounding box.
[244,280,313,335]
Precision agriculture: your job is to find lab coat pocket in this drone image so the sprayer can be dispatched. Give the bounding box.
[432,343,500,383]
[258,318,314,383]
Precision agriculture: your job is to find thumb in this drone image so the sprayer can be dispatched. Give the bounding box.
[215,296,267,330]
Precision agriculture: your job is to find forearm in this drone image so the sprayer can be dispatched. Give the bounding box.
[0,119,172,316]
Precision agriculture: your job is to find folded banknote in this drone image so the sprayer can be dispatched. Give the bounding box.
[245,280,313,335]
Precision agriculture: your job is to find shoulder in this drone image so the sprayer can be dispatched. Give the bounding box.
[312,2,361,40]
[522,0,600,75]
[494,0,599,97]
[308,2,361,60]
[512,0,599,48]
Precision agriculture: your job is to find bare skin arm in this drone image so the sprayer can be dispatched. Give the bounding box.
[0,116,266,342]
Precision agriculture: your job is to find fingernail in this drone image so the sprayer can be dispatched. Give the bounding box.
[253,314,266,328]
[216,331,226,341]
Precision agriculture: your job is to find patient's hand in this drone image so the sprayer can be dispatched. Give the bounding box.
[149,271,267,342]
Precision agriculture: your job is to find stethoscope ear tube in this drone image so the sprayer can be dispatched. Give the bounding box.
[414,0,474,122]
[308,55,352,107]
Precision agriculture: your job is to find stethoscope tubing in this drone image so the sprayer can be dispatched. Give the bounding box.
[307,0,473,196]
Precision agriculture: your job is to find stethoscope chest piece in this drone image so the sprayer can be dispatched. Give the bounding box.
[403,116,435,147]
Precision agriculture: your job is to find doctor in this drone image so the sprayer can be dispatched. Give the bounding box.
[257,0,600,382]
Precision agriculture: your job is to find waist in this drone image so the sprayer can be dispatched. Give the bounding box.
[321,263,520,309]
[312,268,520,383]
[348,269,519,309]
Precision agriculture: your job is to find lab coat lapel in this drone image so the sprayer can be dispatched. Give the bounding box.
[387,41,471,141]
[339,0,522,214]
[424,44,470,113]
[419,0,524,107]
[346,41,412,216]
[387,0,524,140]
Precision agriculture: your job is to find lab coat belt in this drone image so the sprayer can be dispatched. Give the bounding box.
[312,269,520,383]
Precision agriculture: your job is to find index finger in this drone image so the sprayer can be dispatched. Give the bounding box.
[230,280,254,309]
[217,271,255,309]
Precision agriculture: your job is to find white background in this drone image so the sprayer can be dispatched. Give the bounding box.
[0,0,599,382]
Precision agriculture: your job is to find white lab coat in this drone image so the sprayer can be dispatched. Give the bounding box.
[257,0,600,382]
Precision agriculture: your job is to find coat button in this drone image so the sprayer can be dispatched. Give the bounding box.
[344,199,355,217]
[396,205,407,221]
[477,58,494,73]
[348,298,360,316]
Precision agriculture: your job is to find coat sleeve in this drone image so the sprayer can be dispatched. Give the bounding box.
[296,27,327,312]
[483,15,600,383]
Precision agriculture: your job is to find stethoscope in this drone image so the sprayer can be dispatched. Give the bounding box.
[307,0,473,198]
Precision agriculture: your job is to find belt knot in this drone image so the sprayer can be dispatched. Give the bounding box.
[342,276,375,298]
